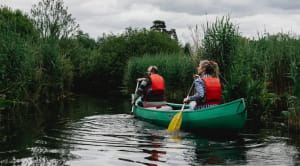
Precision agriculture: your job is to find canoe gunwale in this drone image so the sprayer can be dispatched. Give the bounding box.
[135,98,246,113]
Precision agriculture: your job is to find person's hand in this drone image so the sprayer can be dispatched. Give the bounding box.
[132,96,137,105]
[183,97,189,103]
[137,78,146,82]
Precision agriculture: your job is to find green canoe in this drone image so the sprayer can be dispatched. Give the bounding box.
[132,97,247,130]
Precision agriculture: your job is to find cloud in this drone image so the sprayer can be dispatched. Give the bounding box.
[1,0,300,44]
[235,13,300,38]
[265,0,300,10]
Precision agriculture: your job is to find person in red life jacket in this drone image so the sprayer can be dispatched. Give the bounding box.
[183,60,222,110]
[132,66,166,107]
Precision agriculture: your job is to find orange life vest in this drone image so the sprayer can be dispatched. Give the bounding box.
[149,74,165,93]
[142,74,166,107]
[202,77,222,105]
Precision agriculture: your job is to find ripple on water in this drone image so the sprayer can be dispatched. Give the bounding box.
[2,96,300,166]
[5,112,299,166]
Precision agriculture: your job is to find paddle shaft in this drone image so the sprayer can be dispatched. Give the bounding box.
[131,81,140,113]
[180,81,195,111]
[185,82,195,102]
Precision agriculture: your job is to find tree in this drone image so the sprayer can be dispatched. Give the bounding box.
[151,20,167,32]
[75,28,182,94]
[150,20,178,41]
[0,6,37,38]
[31,0,79,39]
[0,7,35,100]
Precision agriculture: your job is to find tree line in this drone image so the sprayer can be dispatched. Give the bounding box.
[0,0,182,109]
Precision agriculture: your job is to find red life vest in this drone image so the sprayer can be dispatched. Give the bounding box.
[202,77,222,105]
[149,74,165,93]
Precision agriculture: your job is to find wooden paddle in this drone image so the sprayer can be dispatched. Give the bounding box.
[131,81,140,113]
[167,82,194,132]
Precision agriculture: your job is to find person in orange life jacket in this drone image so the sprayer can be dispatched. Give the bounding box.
[131,66,166,107]
[183,60,222,110]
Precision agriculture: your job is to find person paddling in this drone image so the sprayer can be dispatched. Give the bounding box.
[183,60,222,110]
[132,66,166,107]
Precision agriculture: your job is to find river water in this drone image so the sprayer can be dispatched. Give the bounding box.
[0,95,299,165]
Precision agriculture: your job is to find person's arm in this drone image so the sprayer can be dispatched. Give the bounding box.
[183,78,205,103]
[132,78,150,105]
[136,78,150,95]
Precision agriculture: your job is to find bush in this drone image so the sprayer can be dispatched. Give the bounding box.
[74,28,182,93]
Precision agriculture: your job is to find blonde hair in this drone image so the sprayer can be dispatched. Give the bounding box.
[199,60,220,78]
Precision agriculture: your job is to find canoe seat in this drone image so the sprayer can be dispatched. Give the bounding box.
[142,101,167,108]
[146,105,173,111]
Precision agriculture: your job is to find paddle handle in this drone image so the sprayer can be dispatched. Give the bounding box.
[187,81,194,96]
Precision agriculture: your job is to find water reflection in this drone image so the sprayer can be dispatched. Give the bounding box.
[185,133,247,165]
[134,119,246,165]
[0,95,299,165]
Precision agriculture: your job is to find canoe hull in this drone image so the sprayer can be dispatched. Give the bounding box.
[132,98,247,130]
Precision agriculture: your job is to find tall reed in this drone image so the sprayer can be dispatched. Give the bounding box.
[286,46,300,131]
[227,33,300,123]
[197,16,300,129]
[201,16,239,77]
[198,16,280,122]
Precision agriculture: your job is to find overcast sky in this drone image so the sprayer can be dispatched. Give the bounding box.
[2,0,300,44]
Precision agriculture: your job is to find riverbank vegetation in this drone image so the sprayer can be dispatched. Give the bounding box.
[0,3,181,108]
[1,0,300,131]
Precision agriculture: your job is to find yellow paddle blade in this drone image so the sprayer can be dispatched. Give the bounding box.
[167,111,182,132]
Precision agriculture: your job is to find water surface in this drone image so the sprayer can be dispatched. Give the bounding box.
[0,95,299,165]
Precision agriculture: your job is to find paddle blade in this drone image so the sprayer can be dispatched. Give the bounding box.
[167,111,182,132]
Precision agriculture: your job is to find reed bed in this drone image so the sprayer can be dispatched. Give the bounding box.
[193,16,300,128]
